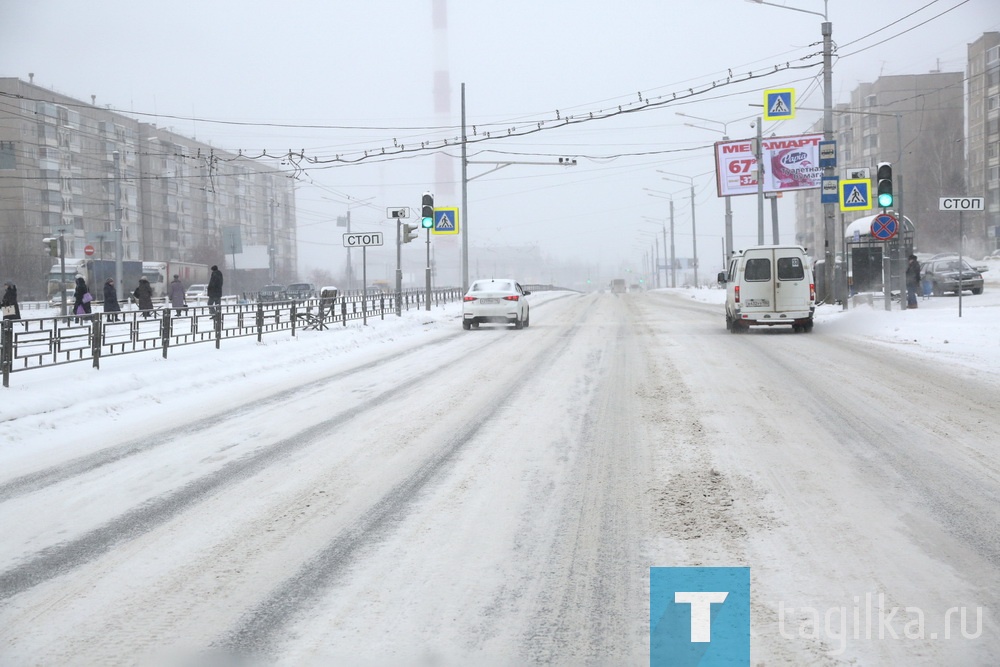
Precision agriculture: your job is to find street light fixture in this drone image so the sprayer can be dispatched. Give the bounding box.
[747,0,835,305]
[645,188,684,288]
[658,171,699,287]
[675,112,756,259]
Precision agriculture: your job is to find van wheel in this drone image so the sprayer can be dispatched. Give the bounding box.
[793,325,803,333]
[725,314,734,332]
[803,320,814,333]
[462,320,471,330]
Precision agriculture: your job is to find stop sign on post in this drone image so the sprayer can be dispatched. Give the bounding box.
[83,244,95,256]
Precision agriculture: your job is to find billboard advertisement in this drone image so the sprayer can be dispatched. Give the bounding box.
[714,133,824,197]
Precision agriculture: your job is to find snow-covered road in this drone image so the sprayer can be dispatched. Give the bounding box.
[1,288,998,665]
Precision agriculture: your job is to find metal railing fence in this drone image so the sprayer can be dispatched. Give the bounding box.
[2,288,462,387]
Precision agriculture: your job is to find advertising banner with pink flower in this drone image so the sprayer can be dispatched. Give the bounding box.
[713,134,824,197]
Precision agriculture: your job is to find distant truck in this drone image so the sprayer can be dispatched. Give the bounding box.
[610,278,627,294]
[47,259,143,298]
[142,262,211,298]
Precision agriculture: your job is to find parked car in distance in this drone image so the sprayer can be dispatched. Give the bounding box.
[257,284,287,302]
[462,278,530,330]
[983,249,1000,262]
[48,289,76,309]
[921,258,984,295]
[285,282,317,300]
[185,283,208,303]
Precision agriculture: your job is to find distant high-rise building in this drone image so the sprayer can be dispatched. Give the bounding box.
[967,32,1000,251]
[0,77,297,296]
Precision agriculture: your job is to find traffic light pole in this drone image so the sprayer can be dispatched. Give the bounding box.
[425,228,432,312]
[395,218,402,317]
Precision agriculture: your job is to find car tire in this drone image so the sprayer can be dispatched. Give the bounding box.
[462,320,471,330]
[972,287,983,295]
[523,310,530,328]
[513,317,524,330]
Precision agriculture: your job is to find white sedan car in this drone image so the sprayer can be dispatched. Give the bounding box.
[462,279,531,330]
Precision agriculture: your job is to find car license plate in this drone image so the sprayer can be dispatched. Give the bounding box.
[479,298,499,304]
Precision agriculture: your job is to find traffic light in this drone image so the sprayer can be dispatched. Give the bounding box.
[876,162,893,208]
[402,222,419,244]
[421,192,434,229]
[43,237,60,257]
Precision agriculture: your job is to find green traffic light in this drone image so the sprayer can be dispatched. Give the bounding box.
[878,193,893,208]
[421,217,433,229]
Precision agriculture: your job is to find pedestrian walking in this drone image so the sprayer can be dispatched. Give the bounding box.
[103,278,122,321]
[2,281,21,320]
[73,276,92,322]
[207,264,224,318]
[905,254,921,310]
[168,274,185,316]
[133,276,155,318]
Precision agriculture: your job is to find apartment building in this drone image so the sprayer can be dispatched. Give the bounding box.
[0,77,296,297]
[795,70,965,257]
[967,32,1000,250]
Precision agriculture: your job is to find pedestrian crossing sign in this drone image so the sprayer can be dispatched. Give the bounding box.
[432,207,460,235]
[839,178,872,211]
[764,89,795,121]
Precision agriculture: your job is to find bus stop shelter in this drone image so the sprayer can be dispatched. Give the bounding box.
[843,213,915,303]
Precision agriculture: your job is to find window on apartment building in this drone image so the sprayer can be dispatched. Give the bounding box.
[989,118,1000,136]
[843,147,852,163]
[988,45,1000,64]
[865,134,879,150]
[989,141,999,160]
[988,166,999,183]
[988,95,1000,112]
[865,94,877,107]
[0,141,15,169]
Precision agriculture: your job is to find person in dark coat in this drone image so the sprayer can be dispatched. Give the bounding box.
[168,274,185,316]
[103,278,122,321]
[133,276,155,318]
[905,254,921,310]
[207,265,223,317]
[73,276,92,322]
[2,281,21,320]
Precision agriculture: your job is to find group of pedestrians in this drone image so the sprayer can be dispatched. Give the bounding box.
[1,264,224,322]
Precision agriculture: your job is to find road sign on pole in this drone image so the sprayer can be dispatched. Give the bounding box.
[387,207,409,219]
[432,207,460,235]
[840,179,872,211]
[870,213,898,240]
[342,232,384,247]
[939,197,984,212]
[764,89,795,121]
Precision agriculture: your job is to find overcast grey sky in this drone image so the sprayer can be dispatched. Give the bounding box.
[2,0,996,284]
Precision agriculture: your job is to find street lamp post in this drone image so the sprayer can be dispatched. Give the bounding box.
[747,0,834,303]
[645,189,683,288]
[642,216,669,288]
[676,112,756,260]
[659,171,698,287]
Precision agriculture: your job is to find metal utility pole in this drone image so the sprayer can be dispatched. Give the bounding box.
[822,18,835,306]
[113,151,123,301]
[425,227,432,311]
[659,171,698,287]
[670,199,676,288]
[268,197,276,284]
[755,118,765,245]
[461,83,469,292]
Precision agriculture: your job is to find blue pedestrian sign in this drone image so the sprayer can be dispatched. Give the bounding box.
[764,89,795,121]
[433,207,460,235]
[839,178,872,212]
[870,213,898,240]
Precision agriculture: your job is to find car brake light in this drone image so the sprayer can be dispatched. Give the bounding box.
[734,285,740,304]
[502,295,520,301]
[809,283,815,301]
[463,296,477,302]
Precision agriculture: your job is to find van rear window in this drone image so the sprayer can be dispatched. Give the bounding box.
[777,257,805,280]
[744,258,771,281]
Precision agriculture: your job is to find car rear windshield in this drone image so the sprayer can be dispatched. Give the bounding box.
[472,280,513,292]
[744,259,771,282]
[776,257,805,281]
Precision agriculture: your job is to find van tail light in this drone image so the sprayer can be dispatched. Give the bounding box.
[502,295,520,301]
[734,285,740,304]
[463,296,477,302]
[809,283,816,301]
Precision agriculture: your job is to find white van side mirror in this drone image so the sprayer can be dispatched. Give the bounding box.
[717,271,727,284]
